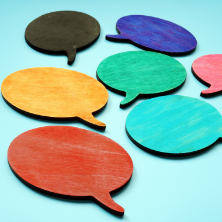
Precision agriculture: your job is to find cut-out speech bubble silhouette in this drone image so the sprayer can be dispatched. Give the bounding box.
[1,67,108,130]
[106,15,197,55]
[97,51,186,108]
[8,126,133,216]
[126,95,222,157]
[192,54,222,96]
[25,11,100,65]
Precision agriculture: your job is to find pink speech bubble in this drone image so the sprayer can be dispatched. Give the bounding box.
[192,54,222,96]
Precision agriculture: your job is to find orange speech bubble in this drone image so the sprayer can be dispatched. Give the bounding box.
[8,126,133,215]
[1,67,108,130]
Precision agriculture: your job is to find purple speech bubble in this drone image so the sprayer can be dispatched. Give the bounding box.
[106,15,197,55]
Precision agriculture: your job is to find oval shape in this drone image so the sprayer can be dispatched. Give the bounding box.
[192,54,222,96]
[97,51,186,108]
[8,126,133,215]
[126,95,222,156]
[1,67,108,130]
[25,11,100,65]
[106,15,197,55]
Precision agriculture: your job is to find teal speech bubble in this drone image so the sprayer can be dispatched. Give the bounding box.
[97,51,186,108]
[126,95,222,156]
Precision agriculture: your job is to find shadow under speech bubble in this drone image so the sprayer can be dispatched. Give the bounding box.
[192,54,222,97]
[106,15,197,55]
[126,95,222,157]
[25,11,100,65]
[1,67,108,130]
[8,126,133,216]
[97,51,186,108]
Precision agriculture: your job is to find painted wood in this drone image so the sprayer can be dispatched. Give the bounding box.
[8,126,133,216]
[25,11,100,65]
[126,95,222,156]
[97,51,186,108]
[106,15,197,55]
[1,67,108,130]
[192,54,222,96]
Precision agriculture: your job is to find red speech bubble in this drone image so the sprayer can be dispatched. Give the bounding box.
[8,126,133,216]
[192,54,222,96]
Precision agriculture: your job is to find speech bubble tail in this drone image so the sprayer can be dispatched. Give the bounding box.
[66,47,77,65]
[120,92,139,108]
[201,85,221,96]
[93,192,124,216]
[106,34,128,41]
[79,113,106,130]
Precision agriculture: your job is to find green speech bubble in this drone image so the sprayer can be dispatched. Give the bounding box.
[97,51,186,108]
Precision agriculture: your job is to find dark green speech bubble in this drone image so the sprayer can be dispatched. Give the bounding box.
[97,51,186,108]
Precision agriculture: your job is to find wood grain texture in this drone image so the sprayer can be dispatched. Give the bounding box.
[106,15,197,55]
[192,54,222,96]
[25,11,100,65]
[8,126,133,216]
[97,51,186,108]
[1,67,108,130]
[126,95,222,157]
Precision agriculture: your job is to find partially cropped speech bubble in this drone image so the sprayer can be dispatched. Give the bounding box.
[97,51,186,108]
[8,126,133,215]
[126,95,222,156]
[1,67,108,130]
[192,54,222,96]
[25,11,100,65]
[106,15,197,55]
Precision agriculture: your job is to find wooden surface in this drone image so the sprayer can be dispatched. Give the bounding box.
[106,15,197,55]
[1,67,108,130]
[126,95,222,156]
[25,11,100,65]
[97,51,186,108]
[192,54,222,96]
[8,126,133,216]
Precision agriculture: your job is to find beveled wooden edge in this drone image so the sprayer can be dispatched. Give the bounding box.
[2,93,107,131]
[105,26,197,56]
[96,72,186,109]
[125,125,220,158]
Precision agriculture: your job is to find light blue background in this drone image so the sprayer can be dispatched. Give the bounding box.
[1,0,222,221]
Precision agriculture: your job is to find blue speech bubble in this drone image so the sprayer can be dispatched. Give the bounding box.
[106,15,197,55]
[126,95,222,156]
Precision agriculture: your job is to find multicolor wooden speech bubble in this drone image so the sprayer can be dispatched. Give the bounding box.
[8,126,133,215]
[97,51,186,108]
[106,15,197,55]
[192,54,222,96]
[126,95,222,156]
[25,11,100,65]
[1,67,108,130]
